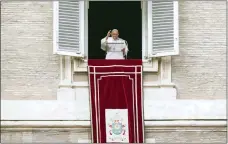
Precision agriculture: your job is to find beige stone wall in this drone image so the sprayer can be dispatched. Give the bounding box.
[172,1,226,99]
[1,1,226,143]
[1,1,59,100]
[2,1,226,100]
[1,126,226,143]
[146,126,226,143]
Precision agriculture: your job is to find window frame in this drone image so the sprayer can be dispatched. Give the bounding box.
[53,0,153,60]
[147,1,179,58]
[53,1,85,57]
[54,0,182,72]
[73,1,158,72]
[53,1,179,59]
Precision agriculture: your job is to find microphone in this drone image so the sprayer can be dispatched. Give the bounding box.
[124,40,128,59]
[125,40,128,47]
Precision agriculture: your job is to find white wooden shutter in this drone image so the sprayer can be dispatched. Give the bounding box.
[148,1,179,57]
[53,1,84,57]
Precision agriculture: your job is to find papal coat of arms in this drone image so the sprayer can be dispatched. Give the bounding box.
[105,109,129,143]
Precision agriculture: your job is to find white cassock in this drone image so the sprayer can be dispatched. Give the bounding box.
[101,37,129,59]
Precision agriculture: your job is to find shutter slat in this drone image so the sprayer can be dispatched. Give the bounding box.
[59,37,79,41]
[153,13,173,18]
[60,42,80,46]
[59,20,79,25]
[59,10,80,14]
[153,18,173,22]
[153,29,173,33]
[153,48,174,52]
[60,35,79,39]
[59,14,80,19]
[152,1,175,55]
[59,37,79,42]
[58,1,80,53]
[153,46,174,50]
[59,7,80,11]
[153,43,173,46]
[152,8,173,12]
[153,36,173,40]
[153,31,173,35]
[153,38,173,42]
[154,21,173,25]
[152,26,173,31]
[153,32,173,36]
[59,32,79,36]
[153,42,173,46]
[59,27,79,32]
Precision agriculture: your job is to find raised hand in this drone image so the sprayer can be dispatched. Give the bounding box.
[106,30,111,38]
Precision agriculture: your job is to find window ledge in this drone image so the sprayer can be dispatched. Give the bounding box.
[58,81,175,88]
[73,58,158,72]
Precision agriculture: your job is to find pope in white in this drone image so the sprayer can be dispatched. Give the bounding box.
[101,29,128,59]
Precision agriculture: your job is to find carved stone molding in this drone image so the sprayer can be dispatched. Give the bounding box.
[73,58,159,72]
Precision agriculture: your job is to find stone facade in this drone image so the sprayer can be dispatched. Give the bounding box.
[172,1,226,99]
[1,126,226,143]
[1,1,226,100]
[1,1,226,143]
[1,1,59,100]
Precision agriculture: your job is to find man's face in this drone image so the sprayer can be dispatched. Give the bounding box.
[111,31,119,40]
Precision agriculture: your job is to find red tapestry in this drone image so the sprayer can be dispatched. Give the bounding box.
[88,60,144,143]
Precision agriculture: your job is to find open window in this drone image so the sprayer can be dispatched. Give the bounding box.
[53,1,178,58]
[53,1,85,57]
[53,1,178,72]
[147,1,179,57]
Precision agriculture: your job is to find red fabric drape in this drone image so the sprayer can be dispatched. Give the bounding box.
[88,60,144,143]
